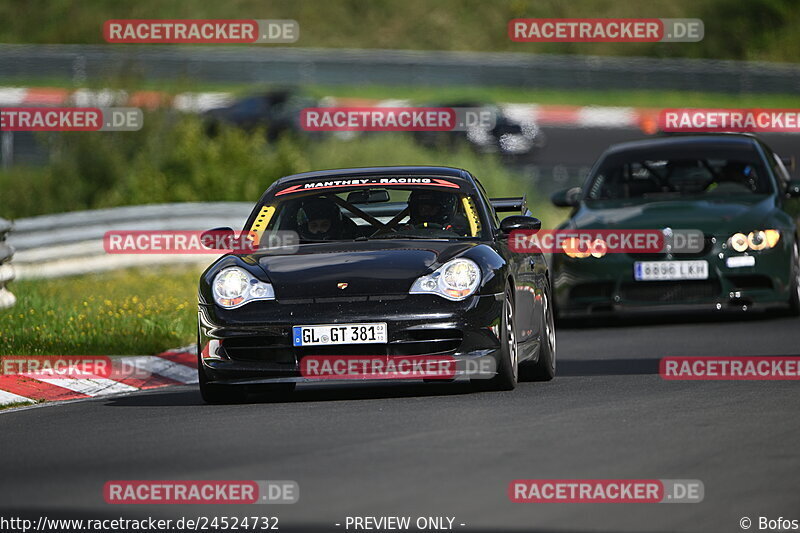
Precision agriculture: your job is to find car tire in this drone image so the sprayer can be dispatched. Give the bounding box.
[521,285,557,381]
[474,284,518,391]
[197,342,246,404]
[788,240,800,316]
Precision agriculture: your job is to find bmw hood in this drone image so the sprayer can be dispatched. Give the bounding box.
[251,240,477,299]
[567,195,778,235]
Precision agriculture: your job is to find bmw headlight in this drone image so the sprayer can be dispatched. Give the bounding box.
[728,230,780,252]
[212,267,275,308]
[590,239,607,258]
[730,233,748,252]
[410,258,481,301]
[563,237,607,259]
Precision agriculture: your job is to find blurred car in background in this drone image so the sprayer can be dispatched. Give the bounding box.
[413,101,546,156]
[203,88,318,140]
[551,133,800,319]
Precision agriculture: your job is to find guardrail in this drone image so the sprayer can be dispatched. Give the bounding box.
[8,202,252,279]
[0,217,15,308]
[1,44,800,94]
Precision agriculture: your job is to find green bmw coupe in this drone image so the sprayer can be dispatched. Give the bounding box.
[551,134,800,318]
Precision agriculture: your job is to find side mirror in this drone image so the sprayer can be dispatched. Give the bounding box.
[499,215,541,238]
[551,187,581,207]
[787,180,800,198]
[201,227,236,249]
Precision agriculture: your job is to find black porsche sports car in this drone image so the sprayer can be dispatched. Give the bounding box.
[551,134,800,318]
[197,166,555,402]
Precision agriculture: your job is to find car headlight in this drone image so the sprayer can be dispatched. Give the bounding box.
[590,239,608,258]
[563,237,607,258]
[730,233,748,252]
[410,258,481,301]
[728,230,780,252]
[563,237,590,258]
[763,229,781,248]
[212,267,275,308]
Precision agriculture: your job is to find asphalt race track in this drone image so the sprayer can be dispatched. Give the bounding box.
[2,311,799,532]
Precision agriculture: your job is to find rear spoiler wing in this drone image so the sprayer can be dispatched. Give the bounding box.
[490,196,527,214]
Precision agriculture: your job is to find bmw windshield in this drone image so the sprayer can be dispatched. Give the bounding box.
[586,146,775,201]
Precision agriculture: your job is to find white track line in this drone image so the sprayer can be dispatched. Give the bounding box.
[0,389,35,406]
[27,376,138,397]
[577,106,638,128]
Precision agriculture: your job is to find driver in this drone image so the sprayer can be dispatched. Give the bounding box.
[298,197,344,240]
[719,162,753,187]
[706,162,755,193]
[406,190,459,230]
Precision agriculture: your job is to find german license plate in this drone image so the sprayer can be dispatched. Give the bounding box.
[292,323,387,347]
[634,260,709,281]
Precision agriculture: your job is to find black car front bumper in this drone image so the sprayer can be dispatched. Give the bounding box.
[198,293,504,385]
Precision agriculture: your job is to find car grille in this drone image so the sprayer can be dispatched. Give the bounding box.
[725,274,773,291]
[222,335,296,363]
[619,280,721,303]
[221,329,463,362]
[570,282,614,300]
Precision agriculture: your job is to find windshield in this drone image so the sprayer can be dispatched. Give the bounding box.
[251,186,487,244]
[585,146,774,201]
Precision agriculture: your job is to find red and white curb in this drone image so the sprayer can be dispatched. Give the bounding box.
[0,86,656,130]
[0,346,197,408]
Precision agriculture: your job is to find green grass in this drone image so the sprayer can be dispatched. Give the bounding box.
[2,0,800,62]
[0,401,37,410]
[0,266,202,356]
